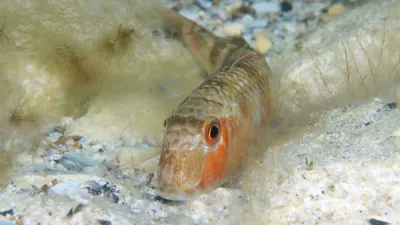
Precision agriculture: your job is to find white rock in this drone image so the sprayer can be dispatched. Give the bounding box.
[46,132,62,142]
[282,22,297,33]
[195,0,212,9]
[255,33,271,54]
[392,129,400,137]
[252,2,280,16]
[247,18,268,29]
[50,180,89,198]
[223,23,244,36]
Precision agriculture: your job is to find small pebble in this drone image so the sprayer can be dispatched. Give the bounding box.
[282,22,297,33]
[230,4,256,18]
[194,0,212,10]
[71,135,83,141]
[15,216,23,225]
[254,33,271,54]
[65,139,76,146]
[65,208,73,218]
[73,204,87,214]
[91,144,104,151]
[85,180,102,195]
[47,132,63,142]
[54,157,84,171]
[225,2,243,16]
[392,129,400,137]
[0,209,14,216]
[384,102,397,110]
[223,23,244,36]
[97,220,112,225]
[105,191,119,204]
[247,19,268,29]
[50,180,89,198]
[252,2,280,16]
[327,3,345,16]
[280,1,293,12]
[368,218,390,225]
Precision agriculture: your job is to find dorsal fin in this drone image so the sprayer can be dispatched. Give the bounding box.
[158,7,252,75]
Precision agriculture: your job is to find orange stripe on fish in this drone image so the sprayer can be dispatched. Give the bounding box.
[200,118,228,189]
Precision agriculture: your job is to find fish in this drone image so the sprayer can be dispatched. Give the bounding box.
[153,7,273,201]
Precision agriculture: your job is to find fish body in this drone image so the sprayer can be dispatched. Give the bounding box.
[154,8,272,201]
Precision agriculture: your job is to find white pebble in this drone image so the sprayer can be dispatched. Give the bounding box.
[392,129,400,137]
[252,2,280,16]
[46,132,62,142]
[255,33,271,54]
[247,18,268,29]
[283,22,297,33]
[223,23,244,36]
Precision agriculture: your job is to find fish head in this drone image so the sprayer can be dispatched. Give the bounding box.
[154,114,231,201]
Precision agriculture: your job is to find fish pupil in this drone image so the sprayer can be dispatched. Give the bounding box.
[209,125,219,139]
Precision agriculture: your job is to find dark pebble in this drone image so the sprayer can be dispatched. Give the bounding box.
[0,209,14,216]
[368,218,390,225]
[73,204,87,214]
[54,157,83,171]
[109,193,120,204]
[384,102,397,110]
[154,196,184,206]
[280,1,293,12]
[145,173,155,186]
[41,184,50,194]
[66,208,74,218]
[52,126,65,133]
[86,180,102,195]
[97,220,112,225]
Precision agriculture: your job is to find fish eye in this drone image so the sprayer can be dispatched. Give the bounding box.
[209,125,219,139]
[203,119,221,145]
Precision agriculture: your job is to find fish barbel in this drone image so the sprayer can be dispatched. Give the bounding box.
[154,7,273,201]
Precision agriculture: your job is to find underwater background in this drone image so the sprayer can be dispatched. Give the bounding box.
[0,0,399,224]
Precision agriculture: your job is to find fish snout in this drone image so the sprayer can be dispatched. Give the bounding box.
[153,150,204,201]
[153,169,200,201]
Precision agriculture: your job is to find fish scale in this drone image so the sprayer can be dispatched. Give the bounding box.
[154,6,273,201]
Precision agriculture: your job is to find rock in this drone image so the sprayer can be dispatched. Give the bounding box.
[50,180,89,198]
[392,129,400,137]
[255,33,271,54]
[225,2,243,16]
[252,2,280,17]
[55,151,106,171]
[223,23,244,36]
[280,1,293,12]
[282,22,297,33]
[368,218,390,225]
[327,3,345,16]
[247,18,268,29]
[194,0,212,10]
